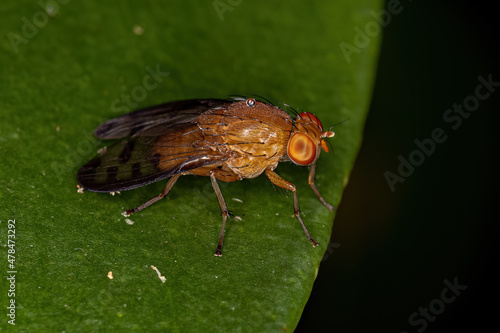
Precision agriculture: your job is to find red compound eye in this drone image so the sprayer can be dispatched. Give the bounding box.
[297,112,323,131]
[288,133,317,166]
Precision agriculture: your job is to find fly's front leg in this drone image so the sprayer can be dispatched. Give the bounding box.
[265,168,318,247]
[308,163,334,212]
[123,174,181,216]
[210,171,230,256]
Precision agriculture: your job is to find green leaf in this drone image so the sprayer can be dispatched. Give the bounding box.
[0,0,382,331]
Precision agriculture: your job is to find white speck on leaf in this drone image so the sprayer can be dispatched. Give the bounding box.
[150,265,166,283]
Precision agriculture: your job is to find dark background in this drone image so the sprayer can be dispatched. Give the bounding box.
[298,1,499,332]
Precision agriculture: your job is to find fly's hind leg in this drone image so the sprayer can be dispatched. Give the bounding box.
[123,174,181,216]
[210,171,230,256]
[265,168,319,247]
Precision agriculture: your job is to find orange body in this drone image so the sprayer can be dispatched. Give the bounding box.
[156,100,292,182]
[78,97,335,256]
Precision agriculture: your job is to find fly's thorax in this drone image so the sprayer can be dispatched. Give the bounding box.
[197,98,294,179]
[198,99,292,157]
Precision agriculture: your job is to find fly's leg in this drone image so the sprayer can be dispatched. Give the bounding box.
[265,168,318,247]
[123,174,181,216]
[210,171,230,256]
[308,163,334,212]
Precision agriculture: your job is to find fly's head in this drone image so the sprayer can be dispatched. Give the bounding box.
[287,112,335,166]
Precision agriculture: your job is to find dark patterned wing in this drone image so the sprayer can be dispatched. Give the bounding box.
[78,100,234,192]
[95,99,233,139]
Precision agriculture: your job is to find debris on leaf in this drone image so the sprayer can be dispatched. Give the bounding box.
[150,265,166,283]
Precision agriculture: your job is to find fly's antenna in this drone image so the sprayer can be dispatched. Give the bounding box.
[328,118,349,131]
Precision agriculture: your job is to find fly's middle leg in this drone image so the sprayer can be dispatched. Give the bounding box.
[210,171,230,256]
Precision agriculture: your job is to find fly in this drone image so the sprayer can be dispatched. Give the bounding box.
[77,97,335,256]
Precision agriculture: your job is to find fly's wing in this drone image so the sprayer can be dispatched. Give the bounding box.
[78,123,229,192]
[95,99,233,139]
[78,100,234,192]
